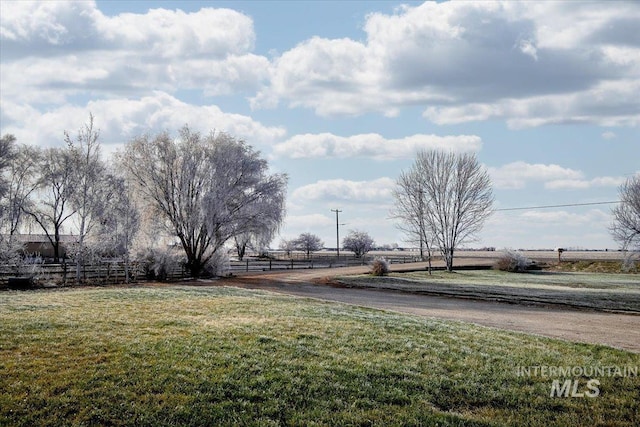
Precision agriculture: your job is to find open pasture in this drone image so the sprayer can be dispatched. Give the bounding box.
[1,286,638,426]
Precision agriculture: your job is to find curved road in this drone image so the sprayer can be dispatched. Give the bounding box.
[221,264,640,353]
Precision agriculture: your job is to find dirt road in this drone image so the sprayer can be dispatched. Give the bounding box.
[221,264,640,353]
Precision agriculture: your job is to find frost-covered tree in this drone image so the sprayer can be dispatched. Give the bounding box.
[394,150,493,271]
[66,114,109,280]
[88,174,140,281]
[233,187,286,260]
[2,142,41,237]
[120,126,287,277]
[611,174,640,251]
[342,230,375,258]
[0,134,15,202]
[24,147,76,263]
[293,233,324,258]
[279,238,295,257]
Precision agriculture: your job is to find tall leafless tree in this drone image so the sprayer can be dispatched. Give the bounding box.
[611,174,640,251]
[0,134,21,263]
[2,143,41,237]
[391,168,434,273]
[393,150,493,271]
[66,114,108,281]
[119,126,287,277]
[0,134,15,202]
[24,148,76,263]
[90,174,140,282]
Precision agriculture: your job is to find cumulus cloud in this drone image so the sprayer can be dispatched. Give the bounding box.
[545,176,627,190]
[489,161,627,190]
[0,92,285,149]
[291,178,395,203]
[253,1,640,127]
[283,214,334,230]
[0,1,267,103]
[423,79,640,128]
[489,162,583,190]
[272,132,481,160]
[520,209,610,226]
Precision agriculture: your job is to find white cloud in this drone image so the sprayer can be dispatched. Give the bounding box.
[272,133,481,160]
[253,1,640,127]
[0,92,286,149]
[284,214,334,230]
[481,208,614,249]
[0,1,267,103]
[291,178,395,203]
[520,209,609,226]
[489,162,583,190]
[423,79,640,128]
[1,1,254,57]
[545,176,626,190]
[601,131,616,140]
[489,161,625,191]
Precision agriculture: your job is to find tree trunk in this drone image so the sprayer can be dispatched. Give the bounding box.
[445,248,454,272]
[186,258,204,278]
[237,242,246,261]
[53,228,61,263]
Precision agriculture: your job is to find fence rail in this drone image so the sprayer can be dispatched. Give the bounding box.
[0,261,186,286]
[228,253,423,272]
[0,253,425,287]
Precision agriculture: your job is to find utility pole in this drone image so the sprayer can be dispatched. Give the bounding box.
[331,209,342,258]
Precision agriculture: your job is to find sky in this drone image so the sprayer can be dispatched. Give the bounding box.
[1,0,638,250]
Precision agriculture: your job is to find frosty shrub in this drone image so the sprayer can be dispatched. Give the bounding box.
[495,250,532,273]
[203,251,231,277]
[371,257,390,276]
[137,248,182,281]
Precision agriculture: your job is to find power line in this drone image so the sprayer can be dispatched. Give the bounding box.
[495,201,620,212]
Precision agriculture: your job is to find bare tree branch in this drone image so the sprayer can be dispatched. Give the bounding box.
[393,150,493,271]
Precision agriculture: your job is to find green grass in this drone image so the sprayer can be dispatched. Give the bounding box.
[1,286,638,426]
[338,270,640,313]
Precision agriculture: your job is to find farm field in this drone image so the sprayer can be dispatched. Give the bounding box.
[1,286,639,426]
[337,269,640,313]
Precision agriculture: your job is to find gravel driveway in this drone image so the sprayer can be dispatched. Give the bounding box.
[222,263,640,353]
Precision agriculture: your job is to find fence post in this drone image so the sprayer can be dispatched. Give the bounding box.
[291,259,293,269]
[246,259,249,272]
[269,259,272,271]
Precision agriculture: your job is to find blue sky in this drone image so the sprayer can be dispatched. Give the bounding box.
[1,1,638,250]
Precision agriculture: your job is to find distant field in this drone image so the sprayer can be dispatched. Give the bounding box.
[451,250,630,262]
[338,269,640,313]
[1,286,639,426]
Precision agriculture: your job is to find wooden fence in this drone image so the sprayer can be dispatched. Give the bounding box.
[0,253,424,287]
[0,261,186,287]
[228,253,422,273]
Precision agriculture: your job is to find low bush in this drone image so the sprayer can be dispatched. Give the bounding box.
[370,257,390,276]
[136,247,182,281]
[495,250,532,273]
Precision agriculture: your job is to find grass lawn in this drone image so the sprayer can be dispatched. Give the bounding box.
[1,285,638,426]
[338,270,640,313]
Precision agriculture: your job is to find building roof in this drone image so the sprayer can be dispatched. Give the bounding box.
[8,234,77,244]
